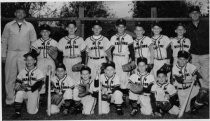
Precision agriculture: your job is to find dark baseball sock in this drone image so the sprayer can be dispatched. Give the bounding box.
[14,102,22,114]
[129,100,138,110]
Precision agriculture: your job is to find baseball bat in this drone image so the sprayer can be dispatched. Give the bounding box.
[47,65,52,116]
[95,67,102,115]
[178,78,196,118]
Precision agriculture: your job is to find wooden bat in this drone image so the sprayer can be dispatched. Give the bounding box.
[178,77,196,118]
[47,65,52,116]
[95,67,102,115]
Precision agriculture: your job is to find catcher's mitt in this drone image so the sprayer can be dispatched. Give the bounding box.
[127,82,143,94]
[51,94,63,105]
[156,101,173,112]
[174,75,184,84]
[72,62,85,72]
[78,84,90,98]
[47,46,58,60]
[122,61,136,72]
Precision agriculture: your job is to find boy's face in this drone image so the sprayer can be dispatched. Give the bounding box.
[41,30,50,39]
[81,70,91,81]
[137,62,147,73]
[175,26,186,36]
[116,25,126,34]
[66,24,77,35]
[177,57,188,67]
[105,66,115,78]
[189,11,201,21]
[56,68,66,79]
[25,56,36,67]
[134,26,145,37]
[157,73,167,84]
[92,25,102,36]
[152,26,162,35]
[15,9,26,20]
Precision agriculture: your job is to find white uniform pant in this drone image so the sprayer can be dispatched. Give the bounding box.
[191,54,209,89]
[129,92,152,115]
[81,95,97,115]
[63,57,81,84]
[178,85,200,112]
[168,105,180,115]
[87,58,106,80]
[113,55,129,89]
[5,50,27,104]
[15,90,39,114]
[101,90,123,114]
[37,58,55,94]
[63,88,80,100]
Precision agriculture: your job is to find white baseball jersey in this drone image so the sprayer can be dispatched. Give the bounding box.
[110,33,133,55]
[129,72,155,91]
[31,38,58,59]
[151,82,177,102]
[133,36,153,59]
[17,67,45,86]
[151,35,171,59]
[100,74,121,93]
[172,63,197,88]
[51,74,75,93]
[58,36,84,57]
[81,35,111,58]
[171,37,191,58]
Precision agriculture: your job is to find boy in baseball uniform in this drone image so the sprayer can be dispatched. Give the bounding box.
[150,68,180,117]
[110,19,135,90]
[151,22,171,79]
[58,20,85,83]
[172,51,201,113]
[133,22,154,64]
[31,24,58,94]
[99,61,124,115]
[128,57,155,116]
[76,66,97,115]
[12,50,44,119]
[171,23,191,65]
[81,20,112,80]
[50,63,80,115]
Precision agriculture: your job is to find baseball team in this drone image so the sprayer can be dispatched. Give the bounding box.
[1,6,209,119]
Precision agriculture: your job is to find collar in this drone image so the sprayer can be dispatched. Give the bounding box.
[116,33,126,38]
[25,66,37,73]
[152,35,162,41]
[40,38,51,43]
[135,36,146,42]
[90,35,103,42]
[137,72,149,77]
[156,81,168,87]
[80,79,92,84]
[12,19,27,25]
[56,74,67,82]
[65,36,79,42]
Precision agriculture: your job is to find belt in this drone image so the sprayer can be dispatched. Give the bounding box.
[64,55,81,58]
[143,93,150,96]
[113,53,126,57]
[155,58,167,60]
[177,85,191,90]
[89,56,105,59]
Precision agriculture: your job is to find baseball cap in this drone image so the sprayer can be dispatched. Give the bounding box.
[152,22,162,28]
[23,49,39,60]
[135,22,145,28]
[178,50,190,59]
[92,20,102,27]
[189,6,200,13]
[67,20,77,27]
[116,18,126,26]
[157,68,167,76]
[137,57,148,65]
[104,61,116,69]
[56,63,66,71]
[80,65,91,73]
[39,24,51,32]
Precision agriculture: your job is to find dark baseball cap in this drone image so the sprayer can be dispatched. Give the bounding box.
[157,68,167,76]
[104,61,116,69]
[67,20,77,27]
[56,63,66,71]
[189,6,200,13]
[135,22,145,28]
[80,66,91,73]
[24,49,39,60]
[178,50,190,59]
[39,24,51,32]
[116,18,126,26]
[92,20,102,27]
[152,22,162,28]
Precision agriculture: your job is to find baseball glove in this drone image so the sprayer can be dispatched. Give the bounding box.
[127,82,143,94]
[156,101,173,112]
[51,94,63,105]
[122,61,136,72]
[174,75,184,84]
[31,81,43,92]
[47,46,58,60]
[78,84,90,98]
[102,94,111,102]
[72,62,85,72]
[15,83,27,91]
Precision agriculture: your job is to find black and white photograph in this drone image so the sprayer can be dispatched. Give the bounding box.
[1,0,209,120]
